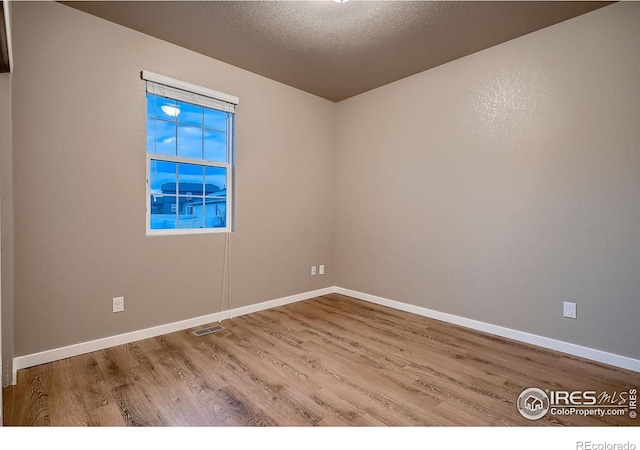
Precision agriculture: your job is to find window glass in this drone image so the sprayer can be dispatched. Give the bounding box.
[204,130,227,162]
[146,90,234,234]
[204,109,228,132]
[177,101,203,127]
[155,120,177,156]
[177,124,203,159]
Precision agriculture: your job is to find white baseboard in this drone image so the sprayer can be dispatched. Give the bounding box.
[334,287,640,373]
[12,285,640,384]
[11,287,334,384]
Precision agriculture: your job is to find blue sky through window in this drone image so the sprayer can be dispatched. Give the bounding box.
[147,92,231,230]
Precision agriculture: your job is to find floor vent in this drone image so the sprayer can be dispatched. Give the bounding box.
[192,325,225,336]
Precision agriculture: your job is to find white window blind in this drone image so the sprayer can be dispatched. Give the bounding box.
[141,70,238,113]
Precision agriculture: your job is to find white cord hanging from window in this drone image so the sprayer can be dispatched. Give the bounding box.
[219,232,231,321]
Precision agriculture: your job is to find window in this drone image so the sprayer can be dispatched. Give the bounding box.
[142,71,238,234]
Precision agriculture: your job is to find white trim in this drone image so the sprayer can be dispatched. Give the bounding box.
[147,154,230,168]
[11,285,640,385]
[146,228,230,237]
[335,287,640,374]
[3,0,13,73]
[12,287,334,384]
[141,70,239,106]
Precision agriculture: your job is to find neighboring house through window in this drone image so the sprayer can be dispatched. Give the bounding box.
[142,71,238,234]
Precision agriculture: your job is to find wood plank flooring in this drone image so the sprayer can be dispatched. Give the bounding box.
[3,294,640,426]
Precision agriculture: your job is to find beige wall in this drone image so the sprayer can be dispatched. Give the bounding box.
[1,71,13,386]
[334,2,640,359]
[11,2,334,356]
[7,1,640,364]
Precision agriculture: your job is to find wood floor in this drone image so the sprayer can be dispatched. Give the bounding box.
[3,294,639,426]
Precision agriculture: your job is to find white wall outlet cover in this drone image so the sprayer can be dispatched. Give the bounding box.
[113,296,125,313]
[563,302,577,319]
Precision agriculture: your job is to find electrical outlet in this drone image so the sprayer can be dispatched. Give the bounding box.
[319,264,325,275]
[311,266,317,276]
[113,296,124,313]
[563,302,576,319]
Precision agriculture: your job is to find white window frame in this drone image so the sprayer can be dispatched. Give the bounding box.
[143,71,238,236]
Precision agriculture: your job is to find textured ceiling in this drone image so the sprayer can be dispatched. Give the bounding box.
[63,1,612,102]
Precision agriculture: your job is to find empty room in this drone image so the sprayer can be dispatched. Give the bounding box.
[1,0,639,442]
